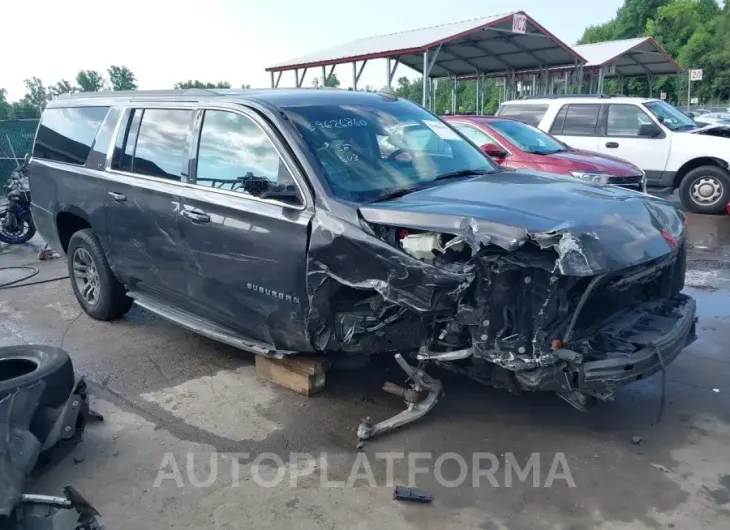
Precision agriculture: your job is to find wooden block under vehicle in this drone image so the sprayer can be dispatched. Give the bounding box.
[255,356,330,396]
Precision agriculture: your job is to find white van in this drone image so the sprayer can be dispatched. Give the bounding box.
[497,96,730,214]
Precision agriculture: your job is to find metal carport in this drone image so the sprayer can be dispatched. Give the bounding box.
[571,37,682,96]
[265,12,586,113]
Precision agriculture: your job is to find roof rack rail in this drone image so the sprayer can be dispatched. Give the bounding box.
[58,88,224,99]
[515,94,617,100]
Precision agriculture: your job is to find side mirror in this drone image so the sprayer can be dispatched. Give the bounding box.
[481,143,507,158]
[638,123,662,138]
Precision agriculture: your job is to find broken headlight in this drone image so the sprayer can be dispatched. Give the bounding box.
[570,171,612,185]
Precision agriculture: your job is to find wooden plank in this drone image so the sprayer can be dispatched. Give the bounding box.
[255,356,328,397]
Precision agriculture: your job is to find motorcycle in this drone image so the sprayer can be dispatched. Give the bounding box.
[0,153,35,245]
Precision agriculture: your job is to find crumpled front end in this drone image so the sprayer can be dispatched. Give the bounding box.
[304,191,696,403]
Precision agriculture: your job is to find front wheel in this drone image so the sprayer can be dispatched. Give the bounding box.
[678,166,730,215]
[0,208,36,244]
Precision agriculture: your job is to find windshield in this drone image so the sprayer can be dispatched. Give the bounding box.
[283,97,496,202]
[488,119,566,154]
[644,101,696,131]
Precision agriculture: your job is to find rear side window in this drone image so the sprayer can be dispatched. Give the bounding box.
[496,104,548,127]
[110,108,193,180]
[33,106,109,165]
[559,104,600,136]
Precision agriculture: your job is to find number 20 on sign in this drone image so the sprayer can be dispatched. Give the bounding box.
[690,69,703,81]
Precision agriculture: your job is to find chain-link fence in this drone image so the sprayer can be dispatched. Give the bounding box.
[0,117,39,188]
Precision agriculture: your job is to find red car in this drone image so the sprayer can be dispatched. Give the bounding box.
[442,115,646,192]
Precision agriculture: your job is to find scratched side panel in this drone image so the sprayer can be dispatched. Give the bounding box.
[102,173,186,299]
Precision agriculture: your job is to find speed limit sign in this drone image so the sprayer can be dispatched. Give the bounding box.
[690,69,703,81]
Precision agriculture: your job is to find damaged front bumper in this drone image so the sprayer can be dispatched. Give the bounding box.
[514,294,697,400]
[577,295,696,396]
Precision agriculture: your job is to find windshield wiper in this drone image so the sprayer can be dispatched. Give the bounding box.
[528,149,564,155]
[368,169,492,203]
[432,168,494,181]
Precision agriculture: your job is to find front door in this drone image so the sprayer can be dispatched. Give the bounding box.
[177,107,313,352]
[103,107,194,301]
[598,103,671,180]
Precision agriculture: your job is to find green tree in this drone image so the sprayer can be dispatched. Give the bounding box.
[21,77,49,109]
[108,66,138,91]
[76,70,106,92]
[174,80,231,89]
[49,80,76,97]
[312,73,341,88]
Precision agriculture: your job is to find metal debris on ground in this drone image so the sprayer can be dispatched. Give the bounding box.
[393,485,433,504]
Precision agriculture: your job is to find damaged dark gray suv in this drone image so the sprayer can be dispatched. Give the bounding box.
[29,88,696,413]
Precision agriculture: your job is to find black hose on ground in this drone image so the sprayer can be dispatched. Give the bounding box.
[0,266,69,290]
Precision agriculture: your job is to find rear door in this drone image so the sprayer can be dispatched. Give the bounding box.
[103,106,194,301]
[549,103,602,151]
[597,103,670,176]
[176,105,313,352]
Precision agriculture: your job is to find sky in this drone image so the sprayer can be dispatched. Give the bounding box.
[0,0,624,102]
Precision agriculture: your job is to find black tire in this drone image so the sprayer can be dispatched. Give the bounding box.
[0,345,74,407]
[678,166,730,215]
[0,210,36,244]
[66,229,133,320]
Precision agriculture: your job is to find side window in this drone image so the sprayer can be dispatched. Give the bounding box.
[33,107,109,165]
[607,105,654,137]
[451,123,498,147]
[496,104,548,126]
[549,106,568,134]
[561,104,600,136]
[195,110,300,203]
[133,109,193,180]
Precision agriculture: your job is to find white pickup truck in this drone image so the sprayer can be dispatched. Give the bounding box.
[497,96,730,214]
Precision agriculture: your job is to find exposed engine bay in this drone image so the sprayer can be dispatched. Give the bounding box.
[305,191,697,410]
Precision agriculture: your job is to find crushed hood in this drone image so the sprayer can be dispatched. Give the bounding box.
[359,171,685,276]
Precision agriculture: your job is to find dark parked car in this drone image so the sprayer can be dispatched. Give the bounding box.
[442,115,647,192]
[28,89,696,410]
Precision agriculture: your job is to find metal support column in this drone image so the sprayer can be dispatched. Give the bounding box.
[353,62,358,91]
[564,72,568,94]
[480,74,485,114]
[322,65,326,87]
[597,67,605,94]
[270,71,275,88]
[294,69,299,88]
[423,52,428,106]
[451,77,457,114]
[648,74,653,98]
[431,78,437,112]
[618,74,625,95]
[475,75,480,114]
[386,58,392,87]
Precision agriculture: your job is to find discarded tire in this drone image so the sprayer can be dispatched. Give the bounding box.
[0,346,75,408]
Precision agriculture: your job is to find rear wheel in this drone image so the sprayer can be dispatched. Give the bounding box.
[678,166,730,214]
[67,229,133,320]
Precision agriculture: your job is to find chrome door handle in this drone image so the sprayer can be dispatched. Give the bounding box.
[182,209,210,223]
[605,142,619,148]
[108,191,127,202]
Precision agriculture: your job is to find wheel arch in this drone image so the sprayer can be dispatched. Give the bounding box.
[56,208,93,253]
[673,157,729,188]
